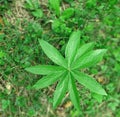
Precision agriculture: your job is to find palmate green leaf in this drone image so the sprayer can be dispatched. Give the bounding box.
[53,73,68,108]
[33,71,65,89]
[65,31,81,67]
[74,42,94,62]
[69,73,81,112]
[72,49,107,69]
[25,65,64,75]
[49,0,60,16]
[39,40,67,68]
[32,9,43,18]
[72,71,107,95]
[25,30,107,111]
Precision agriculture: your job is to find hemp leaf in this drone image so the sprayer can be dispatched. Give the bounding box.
[25,30,107,112]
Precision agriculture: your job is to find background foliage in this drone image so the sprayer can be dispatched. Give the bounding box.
[0,0,120,117]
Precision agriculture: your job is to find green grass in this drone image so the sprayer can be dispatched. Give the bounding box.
[0,0,120,116]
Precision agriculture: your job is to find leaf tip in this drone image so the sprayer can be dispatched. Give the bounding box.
[25,67,30,72]
[98,89,107,96]
[103,91,107,96]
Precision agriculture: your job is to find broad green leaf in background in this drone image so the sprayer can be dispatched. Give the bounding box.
[33,71,65,89]
[32,9,43,18]
[53,73,68,108]
[49,0,60,16]
[25,0,39,10]
[72,71,107,95]
[72,49,107,69]
[60,8,75,20]
[25,0,35,10]
[74,42,94,61]
[69,74,81,112]
[39,39,67,68]
[65,30,81,67]
[51,19,72,35]
[25,0,43,18]
[25,65,64,75]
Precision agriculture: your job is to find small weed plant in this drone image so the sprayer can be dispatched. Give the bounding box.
[25,31,107,112]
